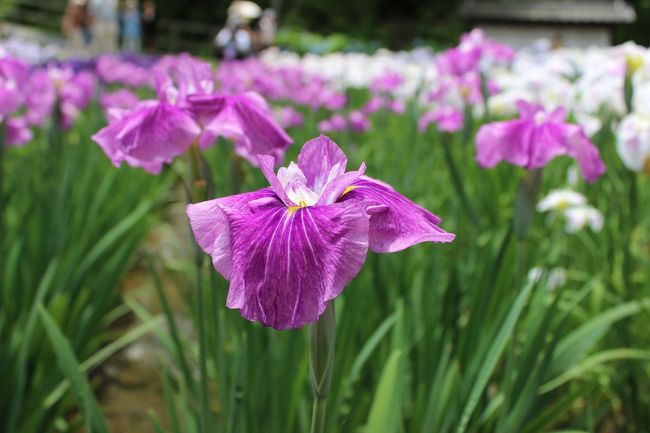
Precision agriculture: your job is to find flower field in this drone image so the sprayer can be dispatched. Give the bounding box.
[1,30,650,433]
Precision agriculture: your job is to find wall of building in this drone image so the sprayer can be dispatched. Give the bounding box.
[479,24,612,48]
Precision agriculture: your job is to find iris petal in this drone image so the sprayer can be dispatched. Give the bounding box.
[258,155,297,207]
[297,134,348,191]
[221,200,369,329]
[340,177,455,252]
[186,188,279,279]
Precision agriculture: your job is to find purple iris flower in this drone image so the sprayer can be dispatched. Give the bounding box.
[24,66,95,129]
[460,29,515,64]
[59,70,95,128]
[437,29,514,78]
[418,107,463,133]
[96,54,153,88]
[275,106,304,129]
[187,135,454,329]
[100,89,140,120]
[0,57,28,117]
[318,114,347,134]
[476,100,606,182]
[363,95,384,115]
[24,69,56,126]
[5,117,33,147]
[369,71,403,93]
[215,59,347,112]
[436,46,482,77]
[348,110,370,133]
[92,55,291,174]
[0,57,35,146]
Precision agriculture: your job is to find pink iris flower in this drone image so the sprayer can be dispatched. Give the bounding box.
[187,135,454,329]
[475,100,606,182]
[92,55,291,174]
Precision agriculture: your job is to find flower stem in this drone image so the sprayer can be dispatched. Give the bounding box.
[441,133,481,231]
[195,248,212,433]
[514,169,542,284]
[310,396,328,433]
[188,143,212,433]
[0,124,5,285]
[309,303,336,433]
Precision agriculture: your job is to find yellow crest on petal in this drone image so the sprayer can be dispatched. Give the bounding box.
[340,185,358,198]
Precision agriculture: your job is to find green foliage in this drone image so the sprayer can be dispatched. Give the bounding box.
[275,28,380,55]
[2,77,650,433]
[0,0,16,20]
[139,98,650,433]
[0,107,168,433]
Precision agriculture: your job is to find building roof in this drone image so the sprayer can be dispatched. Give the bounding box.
[461,0,636,24]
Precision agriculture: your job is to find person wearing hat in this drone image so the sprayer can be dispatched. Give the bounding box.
[62,0,93,56]
[214,1,261,59]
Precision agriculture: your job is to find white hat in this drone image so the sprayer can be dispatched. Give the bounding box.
[228,1,262,21]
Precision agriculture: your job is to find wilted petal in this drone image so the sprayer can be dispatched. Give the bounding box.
[217,200,369,329]
[92,102,200,173]
[204,93,292,164]
[231,93,292,161]
[340,177,455,252]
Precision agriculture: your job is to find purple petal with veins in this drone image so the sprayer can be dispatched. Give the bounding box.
[340,177,455,252]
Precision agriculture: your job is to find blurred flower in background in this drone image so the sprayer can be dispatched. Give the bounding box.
[537,188,603,233]
[476,100,605,182]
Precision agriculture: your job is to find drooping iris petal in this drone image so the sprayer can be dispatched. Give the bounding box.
[220,200,369,329]
[340,177,455,252]
[564,125,606,183]
[475,119,532,168]
[527,122,570,168]
[187,188,279,278]
[92,102,200,174]
[203,92,292,165]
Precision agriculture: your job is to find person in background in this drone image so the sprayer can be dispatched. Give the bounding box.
[257,8,276,48]
[62,0,93,57]
[141,0,157,52]
[122,0,141,52]
[214,1,260,59]
[90,0,118,54]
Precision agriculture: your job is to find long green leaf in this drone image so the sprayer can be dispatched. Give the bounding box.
[455,280,534,433]
[363,350,405,433]
[37,304,110,433]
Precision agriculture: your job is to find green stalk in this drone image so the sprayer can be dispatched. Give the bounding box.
[514,169,542,284]
[441,133,481,230]
[195,247,211,433]
[0,123,5,282]
[309,303,336,433]
[188,143,212,433]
